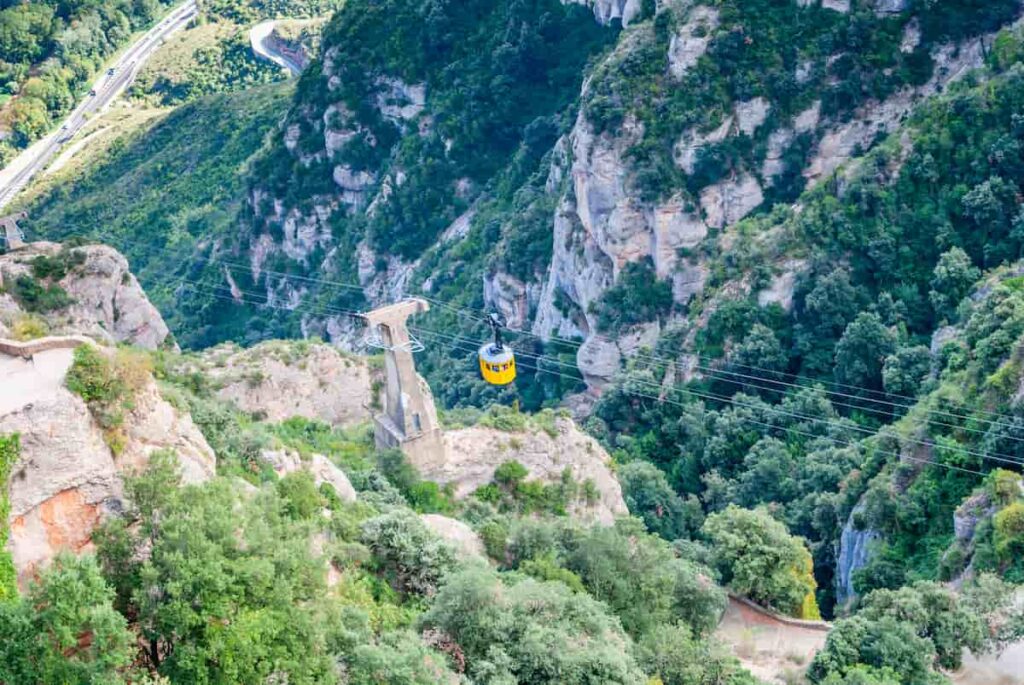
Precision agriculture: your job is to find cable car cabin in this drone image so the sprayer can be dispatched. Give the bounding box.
[479,343,516,385]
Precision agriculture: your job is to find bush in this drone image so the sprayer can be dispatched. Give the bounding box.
[277,470,323,520]
[10,313,48,341]
[591,259,673,333]
[64,346,152,454]
[8,274,73,313]
[360,510,456,597]
[419,568,646,684]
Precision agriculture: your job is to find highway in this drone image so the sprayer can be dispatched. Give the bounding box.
[0,0,198,210]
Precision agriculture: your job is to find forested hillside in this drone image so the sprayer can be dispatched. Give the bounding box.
[9,0,1024,681]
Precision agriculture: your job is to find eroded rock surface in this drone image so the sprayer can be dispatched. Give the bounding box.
[430,416,628,525]
[260,448,357,502]
[0,242,172,349]
[420,513,485,560]
[197,339,374,427]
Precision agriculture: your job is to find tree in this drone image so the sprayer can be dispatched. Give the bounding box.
[833,312,897,393]
[702,505,819,618]
[637,622,758,685]
[881,345,932,399]
[930,247,981,323]
[419,568,646,684]
[619,461,702,541]
[856,582,986,671]
[0,554,136,685]
[346,630,460,684]
[736,438,797,507]
[994,501,1024,562]
[96,458,337,684]
[727,323,788,385]
[808,615,935,684]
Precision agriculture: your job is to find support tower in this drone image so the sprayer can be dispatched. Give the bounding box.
[363,299,446,470]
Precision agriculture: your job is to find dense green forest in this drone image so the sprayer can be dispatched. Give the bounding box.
[0,0,179,164]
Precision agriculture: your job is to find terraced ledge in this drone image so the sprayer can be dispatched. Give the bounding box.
[0,335,93,360]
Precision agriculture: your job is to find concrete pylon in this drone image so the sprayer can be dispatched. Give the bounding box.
[0,212,27,250]
[363,298,446,470]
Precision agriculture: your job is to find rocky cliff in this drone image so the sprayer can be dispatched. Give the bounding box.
[192,339,376,427]
[229,0,1023,398]
[0,339,214,585]
[0,242,173,349]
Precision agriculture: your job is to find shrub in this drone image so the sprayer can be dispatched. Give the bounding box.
[64,345,152,454]
[360,510,456,597]
[8,275,73,313]
[591,259,673,333]
[0,433,18,601]
[10,313,48,341]
[994,501,1024,561]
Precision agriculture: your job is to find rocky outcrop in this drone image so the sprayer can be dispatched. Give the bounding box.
[259,449,357,502]
[700,174,764,229]
[430,416,628,525]
[667,5,720,79]
[571,0,643,26]
[805,38,995,185]
[1,343,214,585]
[420,514,485,560]
[2,387,118,583]
[757,260,806,312]
[835,504,881,608]
[0,242,172,349]
[120,377,216,485]
[195,340,374,428]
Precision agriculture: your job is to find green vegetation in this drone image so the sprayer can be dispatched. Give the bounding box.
[24,83,293,349]
[6,274,72,313]
[473,459,591,516]
[0,554,136,684]
[253,0,615,257]
[132,19,282,105]
[0,0,178,163]
[66,345,152,454]
[704,505,820,619]
[809,577,1019,684]
[592,258,674,333]
[0,434,18,602]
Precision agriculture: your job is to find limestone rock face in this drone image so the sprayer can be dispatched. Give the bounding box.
[420,514,485,559]
[806,39,991,185]
[735,97,770,136]
[0,242,172,349]
[757,260,806,312]
[835,504,880,608]
[570,0,643,26]
[261,449,357,503]
[431,417,628,525]
[2,340,214,585]
[120,378,217,485]
[667,6,720,79]
[2,388,119,583]
[700,174,764,229]
[196,340,374,428]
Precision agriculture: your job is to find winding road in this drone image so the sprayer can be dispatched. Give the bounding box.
[249,20,305,77]
[0,0,198,211]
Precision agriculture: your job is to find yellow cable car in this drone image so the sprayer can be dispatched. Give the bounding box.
[479,313,516,385]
